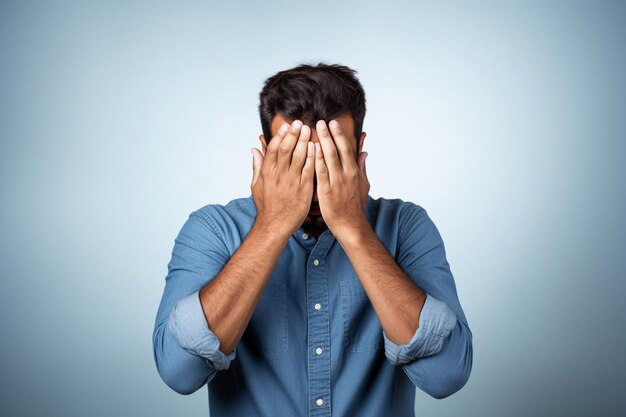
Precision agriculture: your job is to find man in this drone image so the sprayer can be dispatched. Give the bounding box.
[152,63,473,416]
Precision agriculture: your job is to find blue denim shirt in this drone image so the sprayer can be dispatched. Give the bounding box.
[153,194,473,416]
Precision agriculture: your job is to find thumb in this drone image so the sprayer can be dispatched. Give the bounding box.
[251,147,264,188]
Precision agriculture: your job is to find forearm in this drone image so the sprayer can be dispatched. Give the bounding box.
[198,219,290,354]
[336,220,427,345]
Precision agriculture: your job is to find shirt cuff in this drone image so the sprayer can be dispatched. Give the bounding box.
[383,293,458,365]
[167,290,236,370]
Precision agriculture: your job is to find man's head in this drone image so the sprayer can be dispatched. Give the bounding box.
[258,62,367,156]
[257,63,368,233]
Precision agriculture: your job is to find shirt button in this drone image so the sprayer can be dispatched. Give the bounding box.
[316,398,324,407]
[302,233,309,240]
[315,347,323,355]
[314,303,322,311]
[313,259,320,266]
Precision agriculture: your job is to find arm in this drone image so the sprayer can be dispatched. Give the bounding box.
[337,205,472,399]
[152,211,292,394]
[153,119,315,394]
[386,204,473,399]
[201,119,317,355]
[312,119,472,399]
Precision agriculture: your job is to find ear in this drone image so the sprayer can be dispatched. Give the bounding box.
[358,131,367,153]
[259,134,268,156]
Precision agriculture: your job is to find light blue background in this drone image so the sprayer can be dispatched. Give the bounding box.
[1,1,625,416]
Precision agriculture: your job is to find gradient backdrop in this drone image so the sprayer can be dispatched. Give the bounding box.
[1,1,625,416]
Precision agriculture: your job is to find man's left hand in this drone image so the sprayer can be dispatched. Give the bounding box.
[314,119,370,240]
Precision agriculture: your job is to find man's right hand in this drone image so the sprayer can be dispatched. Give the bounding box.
[250,120,316,238]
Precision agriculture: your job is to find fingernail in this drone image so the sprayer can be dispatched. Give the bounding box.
[329,120,339,129]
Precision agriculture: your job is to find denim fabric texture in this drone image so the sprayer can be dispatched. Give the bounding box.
[153,194,473,416]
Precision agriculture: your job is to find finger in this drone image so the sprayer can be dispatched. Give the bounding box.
[264,123,290,167]
[315,120,342,179]
[251,147,264,188]
[300,141,315,185]
[314,142,330,186]
[290,124,311,173]
[328,119,357,172]
[276,120,302,172]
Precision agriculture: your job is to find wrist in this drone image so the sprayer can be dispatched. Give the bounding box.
[333,216,373,246]
[252,217,294,242]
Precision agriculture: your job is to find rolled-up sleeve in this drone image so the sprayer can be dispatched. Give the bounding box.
[383,293,458,364]
[168,289,236,370]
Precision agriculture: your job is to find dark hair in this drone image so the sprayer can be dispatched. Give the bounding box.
[258,62,366,149]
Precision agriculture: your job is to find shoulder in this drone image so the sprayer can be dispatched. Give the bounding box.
[191,195,255,225]
[181,195,256,247]
[366,194,427,224]
[367,195,440,242]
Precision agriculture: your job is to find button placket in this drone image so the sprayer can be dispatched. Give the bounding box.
[306,236,335,416]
